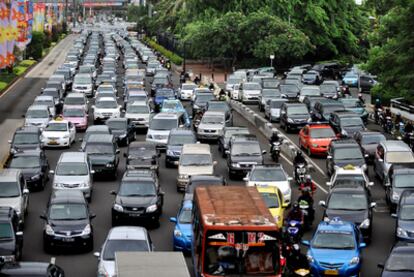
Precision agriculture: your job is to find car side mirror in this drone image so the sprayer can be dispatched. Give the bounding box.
[49,170,54,174]
[370,202,377,208]
[93,252,100,258]
[319,200,326,207]
[110,190,116,195]
[90,170,95,175]
[243,177,249,182]
[90,214,96,219]
[378,158,383,163]
[326,182,332,186]
[327,155,332,159]
[391,213,397,218]
[16,231,23,237]
[169,217,177,223]
[288,177,293,181]
[301,240,310,247]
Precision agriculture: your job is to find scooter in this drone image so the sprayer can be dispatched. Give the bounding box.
[383,116,393,134]
[294,163,307,185]
[285,220,303,243]
[283,243,311,277]
[299,199,314,230]
[270,141,282,162]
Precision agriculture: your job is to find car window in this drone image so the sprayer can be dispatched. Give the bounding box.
[49,204,87,220]
[0,182,20,197]
[103,239,149,260]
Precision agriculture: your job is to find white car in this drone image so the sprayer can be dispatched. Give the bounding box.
[245,165,292,207]
[239,82,262,103]
[24,105,52,128]
[125,101,151,129]
[327,165,374,191]
[92,97,122,123]
[178,83,197,100]
[72,73,94,97]
[197,111,225,141]
[41,119,76,147]
[33,95,56,117]
[146,113,182,150]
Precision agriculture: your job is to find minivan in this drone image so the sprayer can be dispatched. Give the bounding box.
[146,113,186,150]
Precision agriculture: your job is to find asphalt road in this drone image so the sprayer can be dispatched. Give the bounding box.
[0,32,395,277]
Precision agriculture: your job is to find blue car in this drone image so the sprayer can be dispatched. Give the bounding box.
[302,218,366,277]
[161,99,191,127]
[342,72,359,87]
[154,88,176,111]
[170,199,192,252]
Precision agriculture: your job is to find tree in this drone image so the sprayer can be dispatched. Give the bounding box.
[365,0,414,103]
[26,31,44,60]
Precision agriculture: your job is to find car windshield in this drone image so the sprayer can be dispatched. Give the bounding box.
[324,105,345,115]
[301,89,320,96]
[224,130,249,139]
[169,134,195,145]
[250,169,286,182]
[385,252,414,271]
[334,175,366,187]
[231,143,261,156]
[182,84,197,90]
[312,231,355,249]
[310,128,335,138]
[341,99,364,108]
[63,109,84,117]
[334,147,363,160]
[45,123,67,131]
[393,174,414,188]
[178,208,192,224]
[181,154,212,166]
[128,95,147,103]
[49,204,87,220]
[107,120,127,130]
[202,115,224,124]
[270,101,285,108]
[303,73,316,78]
[287,106,308,115]
[386,151,414,163]
[244,83,261,90]
[328,192,368,210]
[103,239,149,261]
[10,156,40,168]
[56,162,88,176]
[163,101,183,111]
[260,192,280,209]
[26,109,49,118]
[263,81,279,88]
[361,134,385,144]
[0,182,20,197]
[85,144,113,155]
[400,204,414,220]
[96,99,118,109]
[196,94,215,103]
[280,85,299,93]
[0,223,13,239]
[74,76,91,84]
[118,181,156,197]
[34,100,54,107]
[262,89,280,96]
[13,133,38,144]
[227,78,242,85]
[156,90,174,97]
[65,97,85,105]
[98,87,114,93]
[150,118,177,130]
[341,117,363,127]
[320,84,337,94]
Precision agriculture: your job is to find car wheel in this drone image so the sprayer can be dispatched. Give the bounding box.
[85,239,94,252]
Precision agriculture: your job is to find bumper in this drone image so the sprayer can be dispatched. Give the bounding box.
[92,164,116,175]
[112,209,160,224]
[309,145,329,155]
[270,115,280,122]
[53,187,91,199]
[44,233,93,249]
[177,178,190,191]
[197,132,221,140]
[311,262,361,277]
[42,138,70,147]
[173,235,192,252]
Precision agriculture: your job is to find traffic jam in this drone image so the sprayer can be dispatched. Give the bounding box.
[0,26,412,277]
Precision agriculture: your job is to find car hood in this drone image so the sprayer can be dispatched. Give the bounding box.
[117,195,156,207]
[0,241,15,255]
[65,116,86,124]
[325,209,368,224]
[398,219,414,233]
[334,158,365,168]
[167,145,183,153]
[310,248,356,264]
[0,198,20,212]
[53,174,89,184]
[11,143,40,151]
[179,165,214,176]
[88,154,115,165]
[49,219,88,233]
[25,118,49,126]
[231,155,263,164]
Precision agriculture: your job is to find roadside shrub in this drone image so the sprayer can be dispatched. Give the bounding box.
[26,31,44,60]
[144,37,183,65]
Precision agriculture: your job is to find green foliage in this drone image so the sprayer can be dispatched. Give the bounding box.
[27,31,45,60]
[365,0,414,103]
[127,5,147,23]
[144,37,183,65]
[0,60,36,91]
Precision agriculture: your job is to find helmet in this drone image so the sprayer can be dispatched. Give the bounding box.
[305,174,312,182]
[292,202,299,209]
[297,150,303,157]
[358,93,362,98]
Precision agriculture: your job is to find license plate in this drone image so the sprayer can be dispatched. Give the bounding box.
[129,213,142,217]
[49,140,58,145]
[62,237,75,242]
[324,269,339,275]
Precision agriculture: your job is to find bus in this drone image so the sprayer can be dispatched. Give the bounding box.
[192,186,283,277]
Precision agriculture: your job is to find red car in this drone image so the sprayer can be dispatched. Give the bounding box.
[299,124,337,156]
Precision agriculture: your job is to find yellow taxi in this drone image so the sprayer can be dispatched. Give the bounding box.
[256,186,285,228]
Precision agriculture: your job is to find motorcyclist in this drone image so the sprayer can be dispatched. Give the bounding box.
[218,89,227,101]
[403,121,413,144]
[194,76,201,85]
[358,93,365,104]
[286,203,304,224]
[395,113,403,126]
[374,99,383,123]
[293,150,307,180]
[285,243,310,274]
[300,175,316,194]
[342,85,350,96]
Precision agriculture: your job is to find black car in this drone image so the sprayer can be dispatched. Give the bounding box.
[311,99,345,122]
[378,242,414,276]
[192,92,215,117]
[279,84,300,99]
[41,190,95,253]
[280,103,310,132]
[0,261,65,276]
[303,96,325,112]
[125,141,159,172]
[226,138,266,180]
[205,101,233,126]
[9,126,42,154]
[218,127,250,157]
[106,118,136,147]
[320,82,338,98]
[320,183,375,241]
[329,110,365,138]
[150,76,172,96]
[385,166,414,212]
[111,170,164,226]
[165,129,196,167]
[0,207,23,261]
[83,134,119,178]
[6,150,49,191]
[326,139,367,176]
[354,131,386,163]
[185,175,226,199]
[393,190,414,241]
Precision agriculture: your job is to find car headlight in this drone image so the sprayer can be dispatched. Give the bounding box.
[54,183,65,188]
[31,174,41,181]
[349,256,360,265]
[81,224,91,236]
[174,229,182,237]
[178,174,189,180]
[397,227,408,237]
[306,255,314,263]
[106,163,114,167]
[283,187,291,196]
[113,203,123,212]
[341,129,348,136]
[232,163,240,168]
[359,218,370,228]
[312,144,318,147]
[79,182,89,188]
[45,224,55,236]
[146,204,157,213]
[392,191,400,201]
[287,118,294,123]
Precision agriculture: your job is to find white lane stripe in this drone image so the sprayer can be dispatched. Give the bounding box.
[280,153,328,194]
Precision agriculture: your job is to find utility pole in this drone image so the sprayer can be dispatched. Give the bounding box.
[72,0,76,27]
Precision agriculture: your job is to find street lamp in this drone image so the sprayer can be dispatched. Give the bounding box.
[270,54,275,68]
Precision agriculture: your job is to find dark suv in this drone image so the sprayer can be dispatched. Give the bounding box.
[280,103,310,132]
[0,207,23,261]
[41,190,95,253]
[311,99,345,122]
[165,128,196,167]
[83,134,119,178]
[326,139,367,176]
[111,170,164,226]
[125,141,160,172]
[9,126,42,154]
[329,110,365,138]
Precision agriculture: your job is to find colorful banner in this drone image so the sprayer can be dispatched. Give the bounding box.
[7,0,19,66]
[33,3,45,32]
[45,4,52,33]
[0,2,9,69]
[26,0,33,45]
[16,0,28,50]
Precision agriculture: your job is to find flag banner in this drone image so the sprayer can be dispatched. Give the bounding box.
[26,0,33,45]
[0,2,9,69]
[7,0,19,65]
[33,3,45,32]
[16,0,27,50]
[45,4,52,32]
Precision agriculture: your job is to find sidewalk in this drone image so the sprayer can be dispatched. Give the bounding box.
[183,62,231,85]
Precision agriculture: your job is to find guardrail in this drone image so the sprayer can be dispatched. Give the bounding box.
[391,98,414,122]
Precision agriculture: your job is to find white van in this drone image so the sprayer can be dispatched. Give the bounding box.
[176,144,216,191]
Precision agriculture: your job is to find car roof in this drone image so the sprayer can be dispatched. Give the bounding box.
[317,219,355,232]
[28,105,49,111]
[331,184,366,194]
[189,175,224,182]
[59,152,87,162]
[0,169,21,182]
[50,190,86,204]
[129,141,156,150]
[35,95,54,100]
[331,139,359,147]
[86,125,110,133]
[334,111,360,118]
[87,134,114,143]
[16,126,40,133]
[107,226,148,240]
[12,150,42,157]
[203,111,225,117]
[181,199,193,209]
[170,128,194,136]
[153,112,179,119]
[382,140,411,151]
[400,190,414,204]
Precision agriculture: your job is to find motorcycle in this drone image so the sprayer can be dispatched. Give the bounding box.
[285,220,303,243]
[299,200,314,230]
[270,141,282,162]
[294,163,307,185]
[374,108,382,124]
[283,243,311,277]
[383,116,393,134]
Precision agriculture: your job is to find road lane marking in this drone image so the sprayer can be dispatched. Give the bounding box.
[280,153,328,194]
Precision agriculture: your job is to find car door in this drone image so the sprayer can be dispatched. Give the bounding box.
[19,175,28,214]
[299,126,309,148]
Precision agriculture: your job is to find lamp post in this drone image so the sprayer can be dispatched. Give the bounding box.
[183,41,187,72]
[270,54,275,68]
